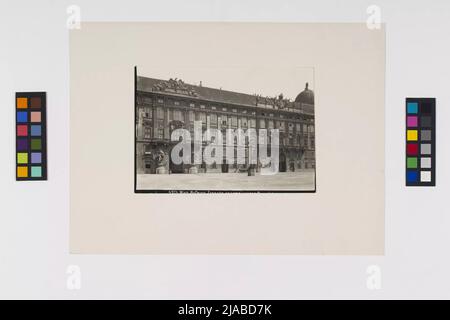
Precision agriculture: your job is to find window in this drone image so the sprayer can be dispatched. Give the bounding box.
[288,123,294,132]
[200,104,205,109]
[188,111,195,122]
[259,119,266,129]
[157,107,164,120]
[144,126,152,139]
[157,98,164,104]
[231,116,238,128]
[157,129,164,139]
[144,107,152,118]
[211,106,217,110]
[189,103,195,107]
[232,109,237,113]
[143,97,152,104]
[173,110,184,122]
[249,118,256,128]
[222,107,227,112]
[240,117,247,128]
[174,101,180,106]
[210,113,218,126]
[157,116,164,139]
[196,112,206,124]
[296,123,301,131]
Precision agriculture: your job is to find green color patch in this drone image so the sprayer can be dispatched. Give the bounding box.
[31,138,41,150]
[407,157,418,169]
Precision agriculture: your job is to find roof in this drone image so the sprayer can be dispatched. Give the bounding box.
[136,76,314,116]
[295,83,315,105]
[137,76,258,106]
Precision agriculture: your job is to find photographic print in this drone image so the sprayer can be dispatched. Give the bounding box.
[135,68,316,192]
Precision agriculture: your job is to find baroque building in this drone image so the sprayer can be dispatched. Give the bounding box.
[135,76,315,174]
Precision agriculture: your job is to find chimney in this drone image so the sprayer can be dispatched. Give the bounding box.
[199,81,202,87]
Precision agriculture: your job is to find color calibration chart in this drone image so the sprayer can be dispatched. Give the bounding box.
[406,98,435,186]
[15,92,47,181]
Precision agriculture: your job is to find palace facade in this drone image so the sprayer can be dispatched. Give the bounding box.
[135,76,315,174]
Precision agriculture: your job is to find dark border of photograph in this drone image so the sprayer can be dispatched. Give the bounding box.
[134,67,317,194]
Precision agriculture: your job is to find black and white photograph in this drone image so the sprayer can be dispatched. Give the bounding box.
[135,68,316,192]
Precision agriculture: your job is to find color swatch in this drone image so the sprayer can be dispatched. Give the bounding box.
[405,98,435,186]
[15,92,47,181]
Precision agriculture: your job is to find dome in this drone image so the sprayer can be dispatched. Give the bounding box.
[295,83,314,105]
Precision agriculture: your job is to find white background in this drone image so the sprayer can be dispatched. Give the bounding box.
[0,0,449,299]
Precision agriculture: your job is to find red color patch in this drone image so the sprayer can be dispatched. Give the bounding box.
[407,143,418,155]
[17,125,28,136]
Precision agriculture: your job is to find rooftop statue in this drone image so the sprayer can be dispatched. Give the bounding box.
[152,78,198,97]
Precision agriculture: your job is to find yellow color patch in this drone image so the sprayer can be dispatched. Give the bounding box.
[17,97,28,109]
[407,130,418,141]
[17,166,28,178]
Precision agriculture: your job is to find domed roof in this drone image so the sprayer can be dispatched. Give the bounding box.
[295,83,314,105]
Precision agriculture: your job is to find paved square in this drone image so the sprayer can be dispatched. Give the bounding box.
[137,170,315,191]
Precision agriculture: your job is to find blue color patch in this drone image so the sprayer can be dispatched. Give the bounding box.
[406,170,418,183]
[30,125,41,136]
[407,102,418,114]
[17,111,28,123]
